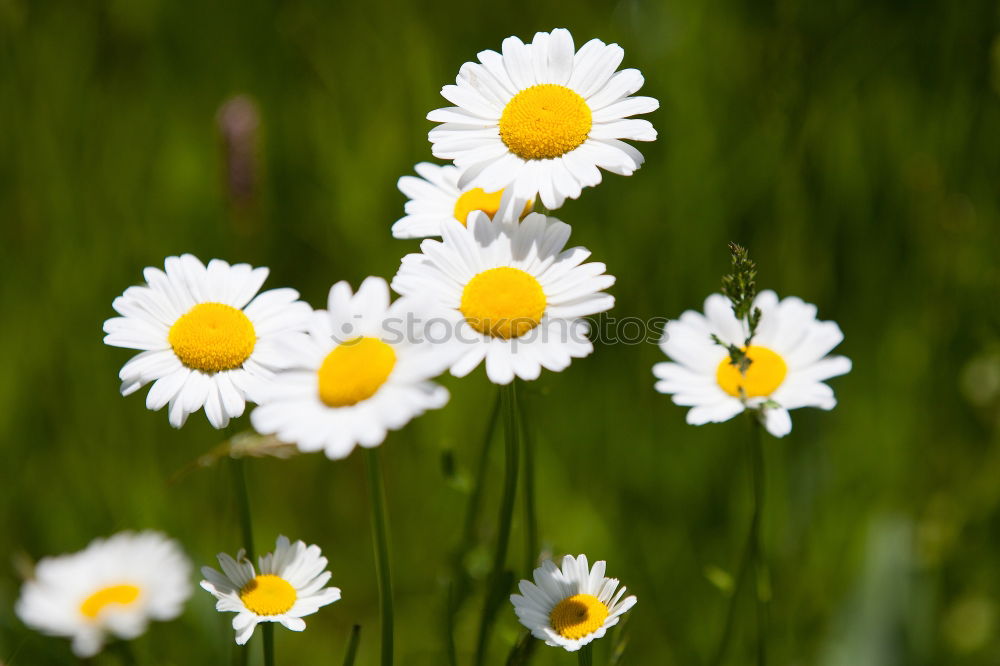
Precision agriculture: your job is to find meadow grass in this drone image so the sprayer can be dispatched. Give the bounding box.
[2,0,1000,663]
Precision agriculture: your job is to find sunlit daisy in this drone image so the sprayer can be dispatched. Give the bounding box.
[103,254,312,428]
[16,531,192,658]
[391,211,614,385]
[427,27,658,210]
[653,290,852,437]
[511,554,636,652]
[200,535,341,645]
[250,277,451,459]
[392,162,531,239]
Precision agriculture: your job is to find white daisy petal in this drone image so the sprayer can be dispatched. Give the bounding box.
[589,118,657,141]
[440,84,499,119]
[763,406,793,437]
[587,69,647,109]
[145,368,190,411]
[547,28,576,84]
[574,42,625,97]
[592,95,659,122]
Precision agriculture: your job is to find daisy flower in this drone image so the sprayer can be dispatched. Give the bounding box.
[103,254,312,429]
[511,554,636,652]
[392,162,531,239]
[653,290,852,437]
[391,211,615,385]
[16,531,192,658]
[427,27,658,210]
[200,535,341,645]
[250,277,451,459]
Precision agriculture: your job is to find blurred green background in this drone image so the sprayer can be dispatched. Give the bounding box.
[3,0,1000,663]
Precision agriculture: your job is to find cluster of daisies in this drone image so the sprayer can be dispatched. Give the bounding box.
[16,530,633,658]
[15,27,851,659]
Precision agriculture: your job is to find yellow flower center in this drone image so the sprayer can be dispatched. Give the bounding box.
[549,593,609,640]
[239,574,297,616]
[460,267,546,339]
[80,584,141,620]
[168,302,256,372]
[499,84,592,160]
[317,337,397,407]
[453,188,505,224]
[452,188,534,225]
[716,345,788,398]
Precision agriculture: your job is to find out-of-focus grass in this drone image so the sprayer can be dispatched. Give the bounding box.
[2,0,1000,664]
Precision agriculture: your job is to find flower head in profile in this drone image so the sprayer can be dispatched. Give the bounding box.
[103,254,312,428]
[653,290,852,437]
[250,277,451,459]
[391,212,615,385]
[392,162,530,239]
[428,28,658,210]
[16,531,192,657]
[200,535,341,645]
[511,554,636,652]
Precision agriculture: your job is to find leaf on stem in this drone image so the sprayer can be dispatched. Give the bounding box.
[169,431,298,484]
[704,564,735,595]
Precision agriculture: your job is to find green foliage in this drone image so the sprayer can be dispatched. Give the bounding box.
[2,1,1000,665]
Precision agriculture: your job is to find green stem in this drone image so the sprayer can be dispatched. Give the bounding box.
[230,457,255,560]
[365,448,394,666]
[262,623,275,666]
[111,641,137,666]
[519,388,538,573]
[709,532,753,666]
[342,625,361,666]
[749,422,768,666]
[578,644,593,666]
[446,393,501,666]
[230,456,254,666]
[461,392,502,558]
[473,383,520,666]
[709,419,769,666]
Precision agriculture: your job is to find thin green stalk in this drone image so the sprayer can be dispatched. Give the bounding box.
[709,418,768,666]
[230,457,255,560]
[503,631,537,665]
[342,625,361,666]
[262,624,275,666]
[578,643,593,666]
[111,641,137,666]
[445,582,458,666]
[709,531,753,666]
[230,456,254,666]
[446,393,500,666]
[749,422,768,666]
[473,383,520,666]
[365,448,394,666]
[460,392,503,558]
[519,389,538,573]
